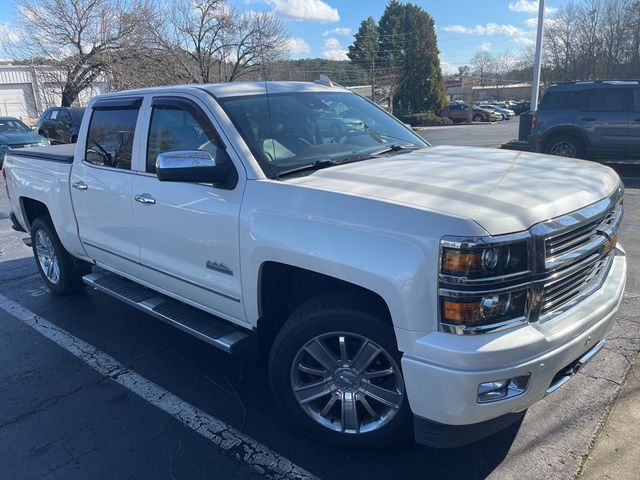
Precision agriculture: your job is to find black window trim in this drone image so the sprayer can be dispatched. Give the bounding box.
[145,95,232,178]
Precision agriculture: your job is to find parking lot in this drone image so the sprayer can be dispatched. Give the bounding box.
[1,122,639,480]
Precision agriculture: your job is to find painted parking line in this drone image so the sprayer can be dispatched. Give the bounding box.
[0,293,317,480]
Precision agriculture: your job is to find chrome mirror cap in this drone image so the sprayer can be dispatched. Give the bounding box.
[156,150,216,170]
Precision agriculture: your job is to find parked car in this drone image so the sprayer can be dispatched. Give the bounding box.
[512,101,531,115]
[315,109,365,136]
[472,104,502,122]
[529,80,640,159]
[37,107,85,144]
[488,104,515,120]
[441,104,501,123]
[0,116,49,168]
[3,81,626,450]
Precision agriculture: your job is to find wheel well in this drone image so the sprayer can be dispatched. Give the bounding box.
[256,262,392,363]
[20,197,50,230]
[544,128,590,149]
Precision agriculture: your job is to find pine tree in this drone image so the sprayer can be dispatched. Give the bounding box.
[347,17,379,101]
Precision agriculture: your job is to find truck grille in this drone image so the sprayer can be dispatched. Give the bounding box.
[541,254,612,315]
[536,197,622,318]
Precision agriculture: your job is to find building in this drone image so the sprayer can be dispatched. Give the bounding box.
[446,82,533,102]
[0,64,108,121]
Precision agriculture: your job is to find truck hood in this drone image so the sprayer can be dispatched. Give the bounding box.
[0,131,45,146]
[286,145,621,235]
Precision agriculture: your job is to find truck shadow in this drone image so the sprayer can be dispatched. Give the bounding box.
[0,257,523,480]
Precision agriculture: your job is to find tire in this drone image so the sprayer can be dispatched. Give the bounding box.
[30,216,89,295]
[269,292,412,449]
[473,114,483,122]
[544,134,585,159]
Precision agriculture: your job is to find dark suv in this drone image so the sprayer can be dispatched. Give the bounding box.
[37,107,85,144]
[530,80,640,159]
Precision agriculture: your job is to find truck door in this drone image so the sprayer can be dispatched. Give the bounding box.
[578,88,630,155]
[70,97,143,272]
[131,95,246,324]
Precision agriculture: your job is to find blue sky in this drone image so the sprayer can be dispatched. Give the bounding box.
[0,0,558,74]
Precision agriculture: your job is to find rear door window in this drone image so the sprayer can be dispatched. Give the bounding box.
[540,91,585,109]
[586,89,629,112]
[633,89,640,112]
[85,106,140,170]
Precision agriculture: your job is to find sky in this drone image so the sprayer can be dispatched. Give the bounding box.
[0,0,559,74]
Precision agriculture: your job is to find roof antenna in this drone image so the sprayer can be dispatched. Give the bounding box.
[315,74,334,87]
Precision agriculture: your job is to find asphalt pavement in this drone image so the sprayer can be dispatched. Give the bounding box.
[1,133,639,479]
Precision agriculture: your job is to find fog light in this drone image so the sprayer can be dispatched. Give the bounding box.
[477,374,530,403]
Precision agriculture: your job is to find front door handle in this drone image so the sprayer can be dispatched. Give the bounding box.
[134,193,156,205]
[581,117,596,122]
[72,181,88,190]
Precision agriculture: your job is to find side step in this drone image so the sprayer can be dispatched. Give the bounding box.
[83,271,252,354]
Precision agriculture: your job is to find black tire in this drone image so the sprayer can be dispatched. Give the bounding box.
[473,114,483,122]
[30,216,89,295]
[269,292,412,449]
[544,134,585,159]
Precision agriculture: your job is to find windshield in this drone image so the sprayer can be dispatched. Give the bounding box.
[217,91,428,178]
[0,118,31,134]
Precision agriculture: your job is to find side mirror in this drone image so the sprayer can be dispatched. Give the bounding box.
[156,150,237,189]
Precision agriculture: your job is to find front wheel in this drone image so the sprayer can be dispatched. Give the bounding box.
[269,293,411,449]
[31,217,89,295]
[473,114,483,122]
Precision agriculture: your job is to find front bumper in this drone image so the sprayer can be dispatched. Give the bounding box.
[401,248,626,437]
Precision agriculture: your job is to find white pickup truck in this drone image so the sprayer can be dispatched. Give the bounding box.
[2,81,626,449]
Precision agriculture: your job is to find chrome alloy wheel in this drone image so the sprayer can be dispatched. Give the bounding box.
[290,332,404,434]
[549,140,577,157]
[35,229,60,284]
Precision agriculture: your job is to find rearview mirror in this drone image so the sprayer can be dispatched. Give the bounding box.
[156,150,237,189]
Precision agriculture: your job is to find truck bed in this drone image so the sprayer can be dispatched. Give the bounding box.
[8,143,76,163]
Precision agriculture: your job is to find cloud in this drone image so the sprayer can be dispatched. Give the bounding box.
[508,1,557,14]
[322,27,352,36]
[443,23,524,37]
[265,0,339,22]
[480,41,492,51]
[440,59,458,76]
[285,37,311,56]
[321,37,348,60]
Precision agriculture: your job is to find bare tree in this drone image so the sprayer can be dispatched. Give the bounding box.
[471,49,493,86]
[9,0,152,106]
[149,0,287,84]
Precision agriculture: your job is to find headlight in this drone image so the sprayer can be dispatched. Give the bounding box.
[439,235,532,334]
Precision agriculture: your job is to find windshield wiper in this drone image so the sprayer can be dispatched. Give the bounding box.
[368,143,420,157]
[277,159,343,178]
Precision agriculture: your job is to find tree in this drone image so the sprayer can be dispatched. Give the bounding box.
[471,49,494,86]
[148,0,287,84]
[377,0,406,110]
[347,17,379,101]
[9,0,152,107]
[395,4,446,114]
[457,66,471,82]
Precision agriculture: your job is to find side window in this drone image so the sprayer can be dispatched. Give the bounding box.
[634,89,640,112]
[586,89,629,112]
[58,110,71,124]
[50,109,59,120]
[146,99,225,174]
[85,107,140,170]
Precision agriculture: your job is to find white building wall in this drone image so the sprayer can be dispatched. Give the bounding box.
[0,65,108,121]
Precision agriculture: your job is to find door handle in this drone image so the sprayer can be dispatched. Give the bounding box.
[633,118,640,123]
[72,181,88,190]
[581,117,596,122]
[134,193,156,205]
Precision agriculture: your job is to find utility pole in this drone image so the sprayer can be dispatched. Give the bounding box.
[530,0,545,112]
